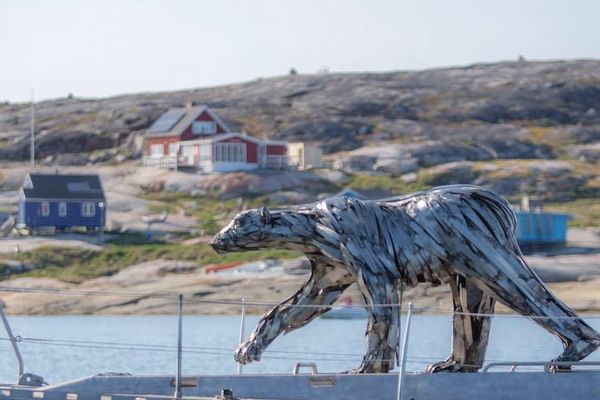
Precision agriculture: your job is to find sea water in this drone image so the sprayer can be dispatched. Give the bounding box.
[0,315,599,383]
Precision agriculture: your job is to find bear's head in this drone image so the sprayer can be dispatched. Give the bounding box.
[210,207,272,253]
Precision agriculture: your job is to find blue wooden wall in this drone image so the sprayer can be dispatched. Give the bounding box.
[515,211,569,244]
[19,200,105,229]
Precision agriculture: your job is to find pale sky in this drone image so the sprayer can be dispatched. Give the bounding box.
[1,0,599,102]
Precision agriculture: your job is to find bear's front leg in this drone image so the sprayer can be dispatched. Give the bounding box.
[352,316,398,374]
[345,277,399,374]
[339,241,401,373]
[234,260,353,366]
[234,339,263,364]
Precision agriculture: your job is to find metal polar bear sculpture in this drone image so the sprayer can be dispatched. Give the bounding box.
[209,185,600,373]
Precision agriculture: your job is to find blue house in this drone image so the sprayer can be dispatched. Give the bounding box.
[515,211,570,247]
[18,174,106,232]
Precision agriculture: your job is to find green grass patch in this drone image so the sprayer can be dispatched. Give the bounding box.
[545,198,600,228]
[11,242,299,284]
[142,192,282,236]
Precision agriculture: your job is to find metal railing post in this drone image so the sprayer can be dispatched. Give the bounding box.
[0,299,24,382]
[396,302,413,400]
[174,294,183,400]
[237,298,246,375]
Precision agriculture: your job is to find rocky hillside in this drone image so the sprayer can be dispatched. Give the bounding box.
[0,59,598,158]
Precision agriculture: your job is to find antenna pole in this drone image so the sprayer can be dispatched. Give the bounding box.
[30,90,35,168]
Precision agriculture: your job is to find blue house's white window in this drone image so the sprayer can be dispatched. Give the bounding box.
[192,121,216,135]
[82,202,95,217]
[39,202,50,216]
[58,202,67,217]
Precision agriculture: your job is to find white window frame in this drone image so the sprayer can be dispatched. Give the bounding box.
[81,202,95,217]
[58,202,67,217]
[214,142,246,162]
[150,144,164,157]
[40,202,50,217]
[167,143,179,156]
[192,121,216,135]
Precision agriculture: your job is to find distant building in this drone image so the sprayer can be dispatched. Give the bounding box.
[178,133,288,173]
[514,196,569,249]
[334,187,390,200]
[143,105,288,172]
[515,211,570,247]
[288,142,323,170]
[337,188,369,200]
[18,174,106,232]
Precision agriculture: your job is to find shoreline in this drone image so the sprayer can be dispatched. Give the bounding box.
[1,245,600,316]
[2,273,600,316]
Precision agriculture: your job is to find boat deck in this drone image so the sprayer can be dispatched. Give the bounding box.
[2,371,600,400]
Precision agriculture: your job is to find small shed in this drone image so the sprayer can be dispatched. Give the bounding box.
[18,174,106,232]
[288,142,323,170]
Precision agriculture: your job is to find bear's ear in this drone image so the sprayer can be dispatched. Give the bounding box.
[259,207,271,225]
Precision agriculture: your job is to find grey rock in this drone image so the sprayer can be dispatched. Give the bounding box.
[266,191,314,205]
[568,142,600,162]
[421,161,476,186]
[372,157,419,175]
[473,160,587,201]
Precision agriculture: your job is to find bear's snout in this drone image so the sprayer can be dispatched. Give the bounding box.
[209,233,230,253]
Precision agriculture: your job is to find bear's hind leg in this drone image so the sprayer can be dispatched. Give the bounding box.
[493,282,599,371]
[461,247,600,371]
[427,274,495,373]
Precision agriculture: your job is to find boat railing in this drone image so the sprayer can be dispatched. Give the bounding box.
[237,298,246,375]
[0,299,23,381]
[292,362,318,375]
[482,360,600,373]
[0,285,600,393]
[175,294,183,400]
[396,303,413,400]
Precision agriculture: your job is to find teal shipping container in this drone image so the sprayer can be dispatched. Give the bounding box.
[515,211,569,245]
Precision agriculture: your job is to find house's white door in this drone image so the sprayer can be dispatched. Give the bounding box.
[259,145,266,166]
[181,145,195,166]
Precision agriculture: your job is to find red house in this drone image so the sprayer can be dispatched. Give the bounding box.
[143,105,287,172]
